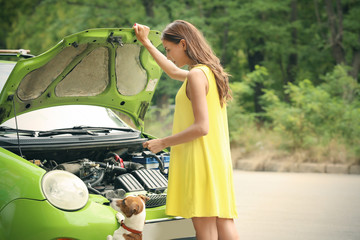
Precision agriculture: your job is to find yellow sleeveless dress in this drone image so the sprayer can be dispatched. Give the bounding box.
[165,64,238,219]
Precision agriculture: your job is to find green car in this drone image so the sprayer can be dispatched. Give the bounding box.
[0,28,195,240]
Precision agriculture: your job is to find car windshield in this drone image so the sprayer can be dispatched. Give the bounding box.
[1,105,129,131]
[0,62,16,92]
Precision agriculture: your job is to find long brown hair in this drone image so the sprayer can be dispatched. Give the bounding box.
[161,20,232,107]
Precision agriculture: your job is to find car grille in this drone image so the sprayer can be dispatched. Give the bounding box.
[146,193,167,208]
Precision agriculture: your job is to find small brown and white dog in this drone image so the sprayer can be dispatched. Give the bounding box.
[107,195,150,240]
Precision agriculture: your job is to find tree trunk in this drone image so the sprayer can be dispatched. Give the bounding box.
[141,0,154,18]
[324,0,345,64]
[284,0,298,102]
[247,38,265,116]
[313,0,327,39]
[164,4,173,21]
[221,23,229,67]
[351,34,360,80]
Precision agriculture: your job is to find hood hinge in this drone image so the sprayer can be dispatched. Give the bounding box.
[107,32,124,47]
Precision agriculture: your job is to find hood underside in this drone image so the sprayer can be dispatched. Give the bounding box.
[0,28,163,129]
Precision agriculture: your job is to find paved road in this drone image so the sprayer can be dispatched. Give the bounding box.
[233,170,360,240]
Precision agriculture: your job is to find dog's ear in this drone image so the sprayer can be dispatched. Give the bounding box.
[139,195,150,203]
[130,202,142,215]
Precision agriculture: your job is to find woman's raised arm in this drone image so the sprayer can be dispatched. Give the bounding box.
[142,68,209,153]
[133,23,188,81]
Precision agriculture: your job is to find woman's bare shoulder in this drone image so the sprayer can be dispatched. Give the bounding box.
[187,67,209,93]
[188,67,207,80]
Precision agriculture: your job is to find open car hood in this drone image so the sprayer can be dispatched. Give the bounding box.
[0,28,163,130]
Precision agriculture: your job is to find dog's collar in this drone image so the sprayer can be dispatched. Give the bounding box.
[121,220,142,235]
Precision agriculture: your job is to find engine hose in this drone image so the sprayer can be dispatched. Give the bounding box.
[97,162,127,174]
[112,165,127,174]
[87,183,104,196]
[123,162,144,171]
[142,151,166,175]
[84,169,105,187]
[153,154,166,175]
[106,152,119,159]
[106,152,123,165]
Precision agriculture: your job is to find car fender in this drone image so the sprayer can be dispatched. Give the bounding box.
[0,148,45,211]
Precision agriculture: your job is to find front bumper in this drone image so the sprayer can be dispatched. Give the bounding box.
[0,198,117,240]
[144,217,195,240]
[0,196,195,240]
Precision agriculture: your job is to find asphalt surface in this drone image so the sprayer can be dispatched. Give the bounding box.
[233,170,360,240]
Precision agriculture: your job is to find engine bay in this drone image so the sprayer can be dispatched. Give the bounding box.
[0,125,170,208]
[28,146,169,208]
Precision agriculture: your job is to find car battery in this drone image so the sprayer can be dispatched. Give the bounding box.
[132,154,170,172]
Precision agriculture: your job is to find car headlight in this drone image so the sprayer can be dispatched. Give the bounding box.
[41,170,89,211]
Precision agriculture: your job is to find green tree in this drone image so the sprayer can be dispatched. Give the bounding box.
[0,0,42,49]
[262,65,360,161]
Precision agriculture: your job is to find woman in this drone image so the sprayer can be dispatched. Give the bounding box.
[133,20,239,240]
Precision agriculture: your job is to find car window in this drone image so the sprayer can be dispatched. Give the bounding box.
[1,105,129,131]
[0,62,16,92]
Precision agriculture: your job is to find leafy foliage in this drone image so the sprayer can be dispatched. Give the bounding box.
[261,65,360,162]
[2,0,360,163]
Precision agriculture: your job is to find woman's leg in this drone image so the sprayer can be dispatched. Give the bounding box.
[192,217,218,240]
[216,218,240,240]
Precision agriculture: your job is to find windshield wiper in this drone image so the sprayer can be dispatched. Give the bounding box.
[0,126,36,137]
[72,126,136,132]
[37,126,135,137]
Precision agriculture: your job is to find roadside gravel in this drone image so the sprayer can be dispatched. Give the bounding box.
[231,149,360,174]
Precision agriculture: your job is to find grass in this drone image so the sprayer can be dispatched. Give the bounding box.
[229,122,359,165]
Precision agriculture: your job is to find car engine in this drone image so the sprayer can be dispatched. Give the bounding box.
[28,148,169,208]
